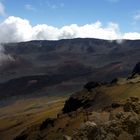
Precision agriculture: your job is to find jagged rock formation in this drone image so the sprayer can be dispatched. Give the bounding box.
[132,62,140,75]
[71,97,140,140]
[40,118,56,130]
[84,82,101,91]
[62,97,86,113]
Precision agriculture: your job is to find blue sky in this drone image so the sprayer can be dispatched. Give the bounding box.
[2,0,139,32]
[0,0,140,42]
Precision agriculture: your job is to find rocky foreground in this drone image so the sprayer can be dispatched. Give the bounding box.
[13,63,140,140]
[14,96,140,140]
[70,97,140,140]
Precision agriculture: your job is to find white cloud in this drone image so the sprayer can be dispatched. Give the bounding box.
[0,16,33,42]
[0,2,5,16]
[25,4,36,12]
[134,12,140,21]
[123,32,140,40]
[0,16,139,43]
[46,1,64,9]
[131,11,140,31]
[0,44,14,66]
[46,1,55,9]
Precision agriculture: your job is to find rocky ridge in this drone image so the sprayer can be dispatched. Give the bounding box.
[71,97,140,140]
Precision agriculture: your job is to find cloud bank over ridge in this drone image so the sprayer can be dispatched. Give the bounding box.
[0,16,140,43]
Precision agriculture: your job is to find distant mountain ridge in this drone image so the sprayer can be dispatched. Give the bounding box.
[3,38,140,80]
[0,38,139,99]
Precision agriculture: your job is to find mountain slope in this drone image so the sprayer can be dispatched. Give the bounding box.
[0,38,140,81]
[13,65,140,140]
[0,38,139,99]
[14,80,140,140]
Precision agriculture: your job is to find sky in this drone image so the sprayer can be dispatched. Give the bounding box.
[0,0,140,42]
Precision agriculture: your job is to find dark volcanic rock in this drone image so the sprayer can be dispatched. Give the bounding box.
[132,62,140,75]
[110,78,119,84]
[40,118,56,130]
[62,94,95,114]
[84,81,101,91]
[62,97,85,113]
[14,134,28,140]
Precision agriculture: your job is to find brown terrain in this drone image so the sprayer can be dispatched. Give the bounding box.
[0,39,140,140]
[1,62,138,140]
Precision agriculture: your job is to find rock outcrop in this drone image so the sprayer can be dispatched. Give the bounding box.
[71,97,140,140]
[132,62,140,76]
[84,82,101,91]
